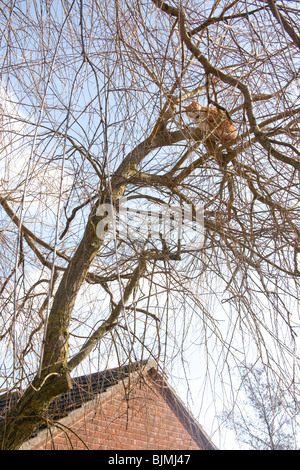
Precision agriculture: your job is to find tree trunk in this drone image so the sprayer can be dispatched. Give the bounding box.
[0,372,72,450]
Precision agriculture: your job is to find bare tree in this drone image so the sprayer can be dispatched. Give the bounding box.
[220,365,299,449]
[0,0,299,449]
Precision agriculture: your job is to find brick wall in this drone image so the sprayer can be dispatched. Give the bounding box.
[23,374,202,450]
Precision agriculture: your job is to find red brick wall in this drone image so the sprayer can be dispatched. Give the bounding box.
[26,376,202,450]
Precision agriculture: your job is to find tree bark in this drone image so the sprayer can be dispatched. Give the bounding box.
[0,372,72,450]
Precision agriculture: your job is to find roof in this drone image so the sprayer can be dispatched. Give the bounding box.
[0,359,217,450]
[0,360,147,426]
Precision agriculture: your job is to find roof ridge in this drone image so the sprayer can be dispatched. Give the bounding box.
[70,358,149,384]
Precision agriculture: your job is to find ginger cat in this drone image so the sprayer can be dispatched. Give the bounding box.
[183,100,236,143]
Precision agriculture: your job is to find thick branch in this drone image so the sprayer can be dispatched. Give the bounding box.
[266,0,300,50]
[189,6,265,37]
[39,203,103,376]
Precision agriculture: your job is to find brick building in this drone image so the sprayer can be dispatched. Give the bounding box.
[1,359,217,450]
